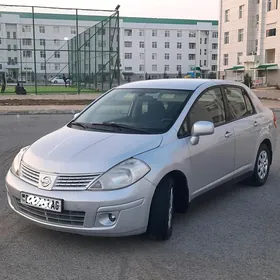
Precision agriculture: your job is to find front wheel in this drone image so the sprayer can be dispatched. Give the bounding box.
[246,144,271,187]
[147,176,174,241]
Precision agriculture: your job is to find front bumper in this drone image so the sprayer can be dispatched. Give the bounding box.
[5,169,156,237]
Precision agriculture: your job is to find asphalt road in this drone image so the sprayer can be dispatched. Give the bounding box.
[1,113,280,280]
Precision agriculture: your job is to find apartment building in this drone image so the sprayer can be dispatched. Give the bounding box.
[0,10,218,83]
[219,0,280,85]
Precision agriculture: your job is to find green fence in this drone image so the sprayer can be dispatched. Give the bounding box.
[0,4,120,95]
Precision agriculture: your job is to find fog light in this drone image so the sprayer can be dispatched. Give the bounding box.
[108,213,116,222]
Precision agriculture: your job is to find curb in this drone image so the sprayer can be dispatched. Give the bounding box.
[1,108,280,115]
[259,97,280,101]
[0,109,80,115]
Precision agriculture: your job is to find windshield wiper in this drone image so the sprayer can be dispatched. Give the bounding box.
[91,122,151,134]
[68,122,87,129]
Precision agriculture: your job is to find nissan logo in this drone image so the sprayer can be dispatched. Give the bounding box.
[41,176,51,188]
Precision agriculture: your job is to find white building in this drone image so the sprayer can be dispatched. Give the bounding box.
[219,0,280,85]
[0,10,218,83]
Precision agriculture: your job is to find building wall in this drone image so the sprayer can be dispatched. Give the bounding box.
[0,11,218,83]
[219,0,280,85]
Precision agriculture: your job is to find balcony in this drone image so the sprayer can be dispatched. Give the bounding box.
[242,54,260,63]
[6,61,20,69]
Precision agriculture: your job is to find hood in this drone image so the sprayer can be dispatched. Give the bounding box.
[22,126,163,174]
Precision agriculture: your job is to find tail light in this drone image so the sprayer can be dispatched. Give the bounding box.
[273,112,277,128]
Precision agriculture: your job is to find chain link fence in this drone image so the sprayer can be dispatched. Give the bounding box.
[0,4,120,95]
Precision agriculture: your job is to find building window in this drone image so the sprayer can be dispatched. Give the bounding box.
[7,45,11,51]
[41,63,46,70]
[237,52,243,65]
[177,53,182,60]
[164,65,169,72]
[39,26,45,33]
[164,53,170,60]
[225,9,230,22]
[139,64,144,71]
[177,65,182,72]
[205,38,207,44]
[53,26,59,33]
[13,32,16,39]
[204,49,207,55]
[239,5,244,18]
[224,54,229,66]
[54,51,60,58]
[97,41,106,48]
[125,53,132,59]
[255,39,258,52]
[40,39,45,46]
[266,28,276,37]
[212,32,218,38]
[177,31,182,37]
[165,30,170,37]
[124,67,132,71]
[124,29,132,36]
[152,30,157,36]
[189,43,196,49]
[7,32,10,39]
[238,29,244,42]
[97,28,106,35]
[212,43,218,49]
[165,42,170,48]
[211,65,217,71]
[13,45,17,51]
[0,64,2,70]
[200,38,203,44]
[138,41,144,48]
[200,49,202,55]
[71,27,76,34]
[23,50,32,58]
[189,31,196,37]
[152,42,157,48]
[23,38,32,46]
[256,14,259,29]
[0,38,1,44]
[124,41,132,48]
[140,53,144,60]
[40,51,46,58]
[54,39,60,46]
[189,54,195,60]
[268,0,272,11]
[22,25,31,32]
[55,64,60,71]
[152,53,157,60]
[152,64,157,71]
[139,30,144,36]
[177,42,182,49]
[212,54,218,60]
[224,32,229,44]
[204,60,207,66]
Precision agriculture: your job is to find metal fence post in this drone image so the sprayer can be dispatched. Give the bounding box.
[32,6,37,94]
[117,10,120,86]
[76,9,80,94]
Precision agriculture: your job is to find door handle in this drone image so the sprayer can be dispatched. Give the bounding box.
[224,131,233,138]
[254,121,260,127]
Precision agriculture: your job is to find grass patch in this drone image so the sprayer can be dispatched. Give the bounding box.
[2,85,99,95]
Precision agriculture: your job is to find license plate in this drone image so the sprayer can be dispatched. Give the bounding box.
[20,192,62,213]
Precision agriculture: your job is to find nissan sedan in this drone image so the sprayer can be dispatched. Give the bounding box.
[5,79,277,240]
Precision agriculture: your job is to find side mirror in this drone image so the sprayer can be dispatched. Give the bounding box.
[190,121,214,145]
[73,112,80,119]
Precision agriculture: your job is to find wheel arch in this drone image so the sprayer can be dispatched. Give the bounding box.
[260,138,273,165]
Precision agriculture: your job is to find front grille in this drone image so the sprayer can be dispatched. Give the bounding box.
[53,175,98,190]
[20,163,40,186]
[13,197,85,227]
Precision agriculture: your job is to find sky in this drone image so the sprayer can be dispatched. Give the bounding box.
[0,0,220,20]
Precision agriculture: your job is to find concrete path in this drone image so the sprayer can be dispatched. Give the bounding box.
[0,99,280,115]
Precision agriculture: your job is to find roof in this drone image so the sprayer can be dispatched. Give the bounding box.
[225,66,245,71]
[251,64,278,70]
[118,78,211,90]
[0,11,218,26]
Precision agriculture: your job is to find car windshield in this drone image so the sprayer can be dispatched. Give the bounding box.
[72,88,193,134]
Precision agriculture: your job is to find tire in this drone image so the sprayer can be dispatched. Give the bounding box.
[246,144,271,187]
[147,176,174,241]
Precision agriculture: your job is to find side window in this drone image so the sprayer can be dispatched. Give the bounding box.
[179,87,226,136]
[243,92,255,115]
[224,86,251,120]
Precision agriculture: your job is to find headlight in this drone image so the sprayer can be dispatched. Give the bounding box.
[11,146,30,176]
[88,158,151,191]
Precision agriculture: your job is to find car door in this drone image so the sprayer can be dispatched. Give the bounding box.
[182,86,235,197]
[222,85,261,174]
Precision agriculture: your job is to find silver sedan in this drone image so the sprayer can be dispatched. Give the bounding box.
[5,78,277,240]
